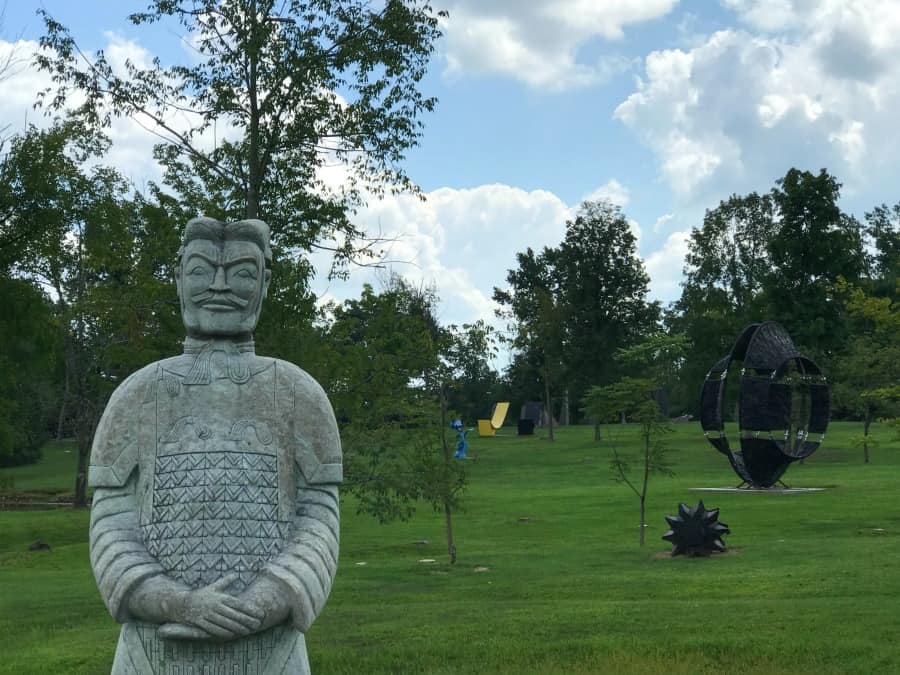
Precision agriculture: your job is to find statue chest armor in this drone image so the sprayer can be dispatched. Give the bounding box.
[139,358,294,592]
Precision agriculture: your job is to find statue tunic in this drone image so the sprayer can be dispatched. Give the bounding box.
[88,344,342,675]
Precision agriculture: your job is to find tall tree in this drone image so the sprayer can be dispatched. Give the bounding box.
[764,168,866,357]
[494,248,567,440]
[443,319,499,425]
[322,278,469,562]
[0,277,60,467]
[37,0,446,276]
[831,282,900,462]
[495,200,659,429]
[668,192,777,415]
[864,202,900,297]
[0,121,185,501]
[554,200,660,407]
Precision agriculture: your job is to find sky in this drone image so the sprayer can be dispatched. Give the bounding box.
[3,0,900,339]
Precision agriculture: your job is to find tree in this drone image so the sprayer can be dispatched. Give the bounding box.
[0,277,60,466]
[322,277,469,563]
[494,200,659,432]
[0,120,185,501]
[582,376,674,546]
[764,168,866,358]
[668,192,777,415]
[864,202,900,297]
[494,248,567,440]
[37,0,446,277]
[554,200,660,408]
[443,320,499,425]
[831,281,900,462]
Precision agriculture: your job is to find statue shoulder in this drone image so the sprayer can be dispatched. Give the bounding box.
[274,359,343,485]
[89,361,162,488]
[273,359,328,398]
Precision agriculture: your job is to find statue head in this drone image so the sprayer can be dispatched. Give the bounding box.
[176,217,273,339]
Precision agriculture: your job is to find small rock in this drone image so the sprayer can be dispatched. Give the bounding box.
[418,558,436,564]
[29,540,51,551]
[412,540,430,546]
[355,561,367,566]
[517,517,531,523]
[473,566,489,573]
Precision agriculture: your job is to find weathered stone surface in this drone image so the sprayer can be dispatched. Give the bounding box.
[89,218,341,674]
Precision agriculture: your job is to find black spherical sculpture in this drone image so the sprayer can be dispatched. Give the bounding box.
[662,501,730,557]
[700,322,829,488]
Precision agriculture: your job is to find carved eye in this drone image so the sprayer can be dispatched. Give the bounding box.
[190,266,207,276]
[235,268,256,279]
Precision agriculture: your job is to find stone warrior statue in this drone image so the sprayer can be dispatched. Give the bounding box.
[89,217,341,674]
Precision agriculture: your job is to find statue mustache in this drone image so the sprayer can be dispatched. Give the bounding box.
[191,290,250,309]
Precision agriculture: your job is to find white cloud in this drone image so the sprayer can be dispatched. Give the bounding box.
[644,229,690,302]
[615,2,900,201]
[0,40,58,132]
[584,178,630,207]
[441,0,677,90]
[653,213,674,232]
[313,184,573,327]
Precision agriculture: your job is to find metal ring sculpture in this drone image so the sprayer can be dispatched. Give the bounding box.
[700,322,830,487]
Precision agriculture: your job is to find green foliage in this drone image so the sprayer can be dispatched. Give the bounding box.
[671,168,871,416]
[765,169,866,357]
[0,278,60,467]
[37,0,446,277]
[495,200,659,428]
[582,376,675,545]
[667,192,776,413]
[316,278,476,562]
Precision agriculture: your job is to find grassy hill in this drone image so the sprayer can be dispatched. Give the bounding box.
[2,422,899,674]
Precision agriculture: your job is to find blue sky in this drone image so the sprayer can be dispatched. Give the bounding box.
[3,1,900,335]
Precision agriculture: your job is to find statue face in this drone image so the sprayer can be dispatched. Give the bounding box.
[177,238,270,338]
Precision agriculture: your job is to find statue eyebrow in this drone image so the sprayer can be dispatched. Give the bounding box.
[223,255,260,267]
[185,251,217,266]
[185,252,259,266]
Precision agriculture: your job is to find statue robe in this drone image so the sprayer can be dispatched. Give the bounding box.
[88,343,341,674]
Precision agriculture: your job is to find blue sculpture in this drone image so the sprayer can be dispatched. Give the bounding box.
[451,419,470,459]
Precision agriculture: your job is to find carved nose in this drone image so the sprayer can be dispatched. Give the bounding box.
[209,265,229,291]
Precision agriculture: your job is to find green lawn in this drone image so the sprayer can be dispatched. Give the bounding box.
[2,422,899,674]
[0,439,79,498]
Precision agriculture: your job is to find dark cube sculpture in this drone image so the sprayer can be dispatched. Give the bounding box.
[700,322,829,488]
[662,501,730,557]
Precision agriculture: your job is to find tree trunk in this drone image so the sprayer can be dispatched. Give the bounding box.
[639,427,651,546]
[439,384,457,564]
[56,339,71,441]
[639,495,646,546]
[863,411,871,464]
[543,371,554,441]
[246,0,261,220]
[73,398,96,508]
[593,421,600,442]
[74,438,89,508]
[444,499,456,564]
[561,389,569,426]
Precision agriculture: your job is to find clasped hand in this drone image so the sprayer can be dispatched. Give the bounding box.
[157,574,284,641]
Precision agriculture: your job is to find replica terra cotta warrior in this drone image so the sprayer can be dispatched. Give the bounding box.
[88,217,341,674]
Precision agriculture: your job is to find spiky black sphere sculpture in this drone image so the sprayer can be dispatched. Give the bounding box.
[662,501,730,557]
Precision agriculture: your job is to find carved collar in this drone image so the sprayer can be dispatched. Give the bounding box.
[182,337,255,385]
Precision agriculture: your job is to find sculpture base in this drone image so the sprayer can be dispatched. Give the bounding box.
[689,486,827,494]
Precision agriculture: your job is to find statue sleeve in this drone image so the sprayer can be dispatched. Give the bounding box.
[90,480,166,623]
[264,478,340,632]
[264,364,341,631]
[88,365,165,622]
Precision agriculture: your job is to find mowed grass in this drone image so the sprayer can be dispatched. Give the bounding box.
[2,422,900,674]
